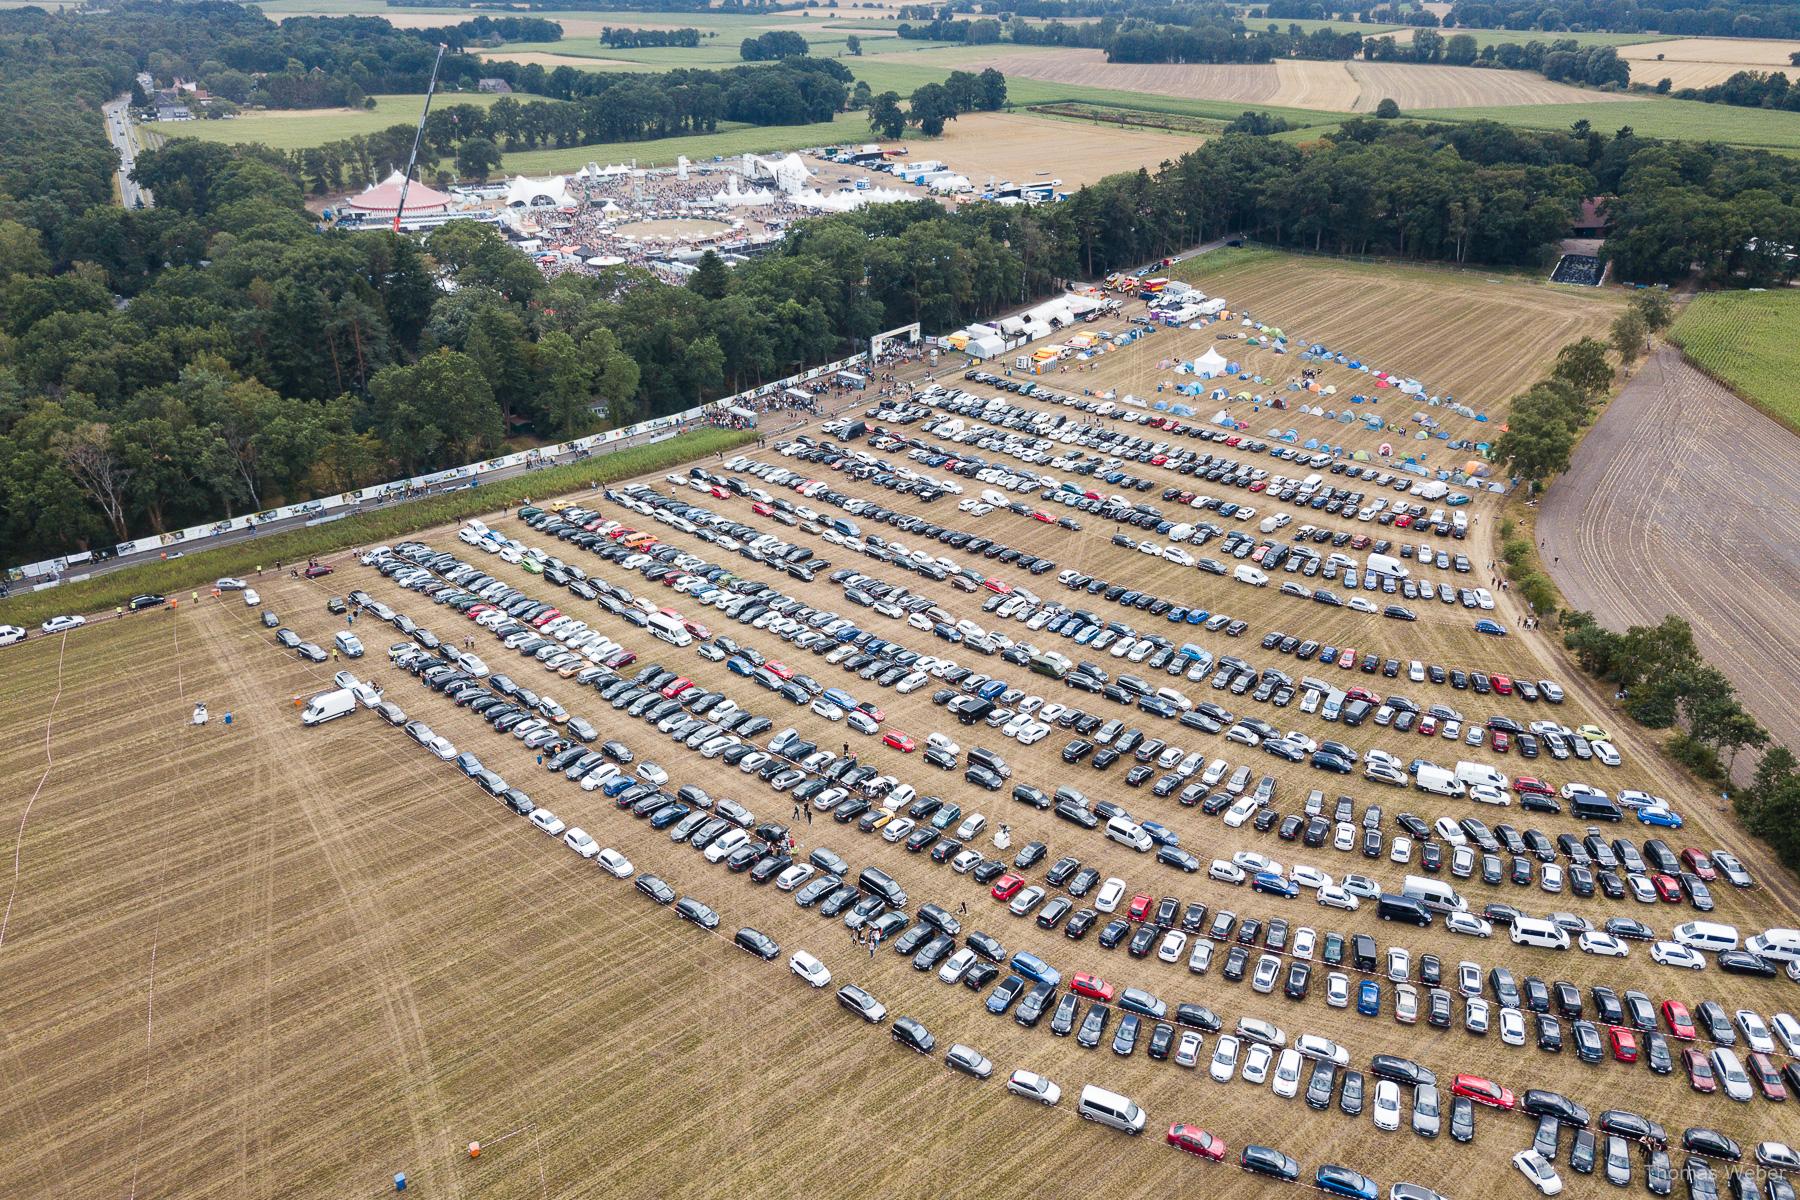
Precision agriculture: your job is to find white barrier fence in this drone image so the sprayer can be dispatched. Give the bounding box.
[7,353,868,589]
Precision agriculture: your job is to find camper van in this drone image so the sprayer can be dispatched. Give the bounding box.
[646,613,693,647]
[1401,874,1467,913]
[1077,1085,1146,1135]
[1414,765,1466,798]
[301,688,358,727]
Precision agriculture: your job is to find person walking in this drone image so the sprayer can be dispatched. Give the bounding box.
[331,647,340,662]
[805,807,813,826]
[958,899,967,915]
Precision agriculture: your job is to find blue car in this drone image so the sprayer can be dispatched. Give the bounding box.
[1140,821,1178,847]
[1637,806,1684,829]
[1251,872,1299,899]
[1474,619,1508,636]
[1357,980,1382,1017]
[1315,1165,1379,1200]
[1186,609,1210,625]
[1009,950,1061,989]
[1166,607,1189,623]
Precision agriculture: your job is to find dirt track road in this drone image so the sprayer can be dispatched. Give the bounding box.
[1539,346,1800,761]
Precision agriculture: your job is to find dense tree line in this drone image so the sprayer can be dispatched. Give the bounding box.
[600,26,702,48]
[896,13,1367,60]
[1449,0,1800,38]
[1670,69,1800,111]
[740,30,809,60]
[865,69,1007,137]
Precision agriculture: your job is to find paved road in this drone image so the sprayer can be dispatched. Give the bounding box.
[1539,345,1800,768]
[102,96,152,209]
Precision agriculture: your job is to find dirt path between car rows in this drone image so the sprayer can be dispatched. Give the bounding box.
[1539,345,1800,772]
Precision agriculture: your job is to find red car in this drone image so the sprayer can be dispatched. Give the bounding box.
[1395,513,1415,528]
[857,702,885,723]
[467,604,493,620]
[1514,777,1553,797]
[303,562,334,578]
[1451,1073,1516,1111]
[1337,648,1356,668]
[883,731,916,753]
[1031,511,1055,523]
[1127,894,1154,922]
[765,661,794,680]
[1652,873,1682,902]
[660,677,693,699]
[991,874,1025,901]
[1749,1052,1788,1102]
[751,501,774,516]
[1491,731,1511,754]
[530,608,562,627]
[1683,1048,1716,1093]
[1167,1124,1226,1161]
[1662,1000,1696,1040]
[1609,1026,1639,1063]
[1418,716,1439,737]
[1346,686,1381,704]
[1071,971,1115,1002]
[984,577,1013,593]
[1681,848,1717,881]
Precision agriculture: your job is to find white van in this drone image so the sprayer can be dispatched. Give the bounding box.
[301,688,358,727]
[1105,815,1152,852]
[1746,928,1800,963]
[645,613,693,647]
[1415,765,1467,798]
[1509,917,1571,951]
[1365,552,1408,578]
[1234,565,1268,587]
[1077,1085,1145,1135]
[1454,761,1507,791]
[1673,921,1740,954]
[333,631,365,658]
[1401,874,1467,913]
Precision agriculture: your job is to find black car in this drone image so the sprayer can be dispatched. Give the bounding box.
[1076,1002,1111,1049]
[1241,1145,1299,1181]
[127,593,166,611]
[635,875,676,904]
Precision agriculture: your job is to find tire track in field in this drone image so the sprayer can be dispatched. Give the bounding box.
[191,612,465,1200]
[1540,348,1800,766]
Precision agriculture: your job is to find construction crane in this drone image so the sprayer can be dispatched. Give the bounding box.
[393,42,448,233]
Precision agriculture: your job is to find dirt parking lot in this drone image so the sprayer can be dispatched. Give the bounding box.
[1539,347,1800,767]
[2,272,1793,1200]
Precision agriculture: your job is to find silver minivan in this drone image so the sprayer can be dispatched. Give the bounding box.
[1076,1084,1145,1134]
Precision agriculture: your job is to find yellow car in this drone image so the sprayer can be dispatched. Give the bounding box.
[1578,724,1609,742]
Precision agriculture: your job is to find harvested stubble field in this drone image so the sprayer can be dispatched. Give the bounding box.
[1620,37,1800,90]
[1165,249,1626,413]
[2,259,1792,1200]
[965,49,1626,112]
[1540,346,1800,762]
[878,111,1204,187]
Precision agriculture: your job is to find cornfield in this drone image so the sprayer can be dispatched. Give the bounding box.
[1669,289,1800,435]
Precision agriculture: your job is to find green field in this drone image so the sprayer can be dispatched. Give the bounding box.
[499,112,865,173]
[1669,289,1800,434]
[154,92,504,150]
[1415,96,1800,150]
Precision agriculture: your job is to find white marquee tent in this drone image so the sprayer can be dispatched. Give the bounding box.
[504,174,573,208]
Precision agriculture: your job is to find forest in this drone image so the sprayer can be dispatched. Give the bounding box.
[3,3,1798,563]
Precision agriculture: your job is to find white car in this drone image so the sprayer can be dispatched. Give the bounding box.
[1209,1035,1241,1082]
[597,848,633,878]
[776,863,815,891]
[937,948,977,984]
[1271,1048,1303,1098]
[1094,877,1127,912]
[1735,1010,1777,1056]
[1513,1149,1564,1196]
[1006,1069,1061,1105]
[1241,1041,1274,1085]
[1446,911,1493,938]
[1373,1080,1402,1130]
[704,828,749,863]
[637,763,669,786]
[1651,941,1707,970]
[1292,927,1316,960]
[1325,972,1350,1008]
[40,615,86,633]
[1713,1048,1754,1102]
[1174,1031,1204,1068]
[1578,931,1630,958]
[789,950,831,988]
[1499,1006,1527,1046]
[1290,865,1330,891]
[1209,860,1246,885]
[1468,785,1510,806]
[562,827,598,857]
[1158,930,1188,963]
[242,589,260,606]
[950,848,983,874]
[528,808,565,836]
[426,735,456,760]
[1593,741,1622,767]
[1316,886,1359,911]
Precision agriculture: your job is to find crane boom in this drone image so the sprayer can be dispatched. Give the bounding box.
[393,43,448,233]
